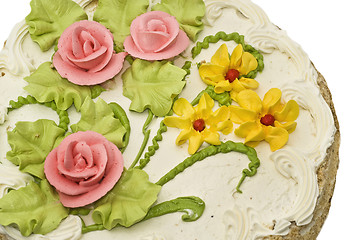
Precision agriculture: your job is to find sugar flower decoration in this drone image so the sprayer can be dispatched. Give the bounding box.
[124,11,190,60]
[164,93,233,154]
[44,131,124,208]
[230,88,299,151]
[199,44,259,100]
[53,20,127,86]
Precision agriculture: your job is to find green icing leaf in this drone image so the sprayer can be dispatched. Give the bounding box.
[6,119,66,179]
[25,0,88,51]
[93,0,149,51]
[92,168,161,229]
[122,59,186,117]
[0,180,69,236]
[70,97,127,148]
[152,0,206,41]
[24,62,93,111]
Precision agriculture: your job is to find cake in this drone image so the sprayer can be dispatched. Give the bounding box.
[0,0,339,239]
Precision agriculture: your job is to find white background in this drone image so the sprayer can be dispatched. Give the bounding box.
[0,0,357,239]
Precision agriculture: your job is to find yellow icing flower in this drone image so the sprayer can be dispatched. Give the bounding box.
[230,88,299,151]
[164,93,233,154]
[198,44,259,100]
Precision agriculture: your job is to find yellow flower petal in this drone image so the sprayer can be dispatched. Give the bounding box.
[216,120,233,135]
[188,131,204,154]
[264,126,289,151]
[238,77,259,90]
[202,129,221,145]
[274,121,297,134]
[229,105,257,124]
[175,128,193,146]
[211,44,230,69]
[214,80,232,93]
[163,116,192,129]
[195,92,214,120]
[208,106,230,125]
[235,89,262,113]
[231,79,247,92]
[274,100,299,122]
[173,98,195,117]
[262,88,282,114]
[238,52,258,75]
[229,44,244,69]
[230,91,240,102]
[245,141,260,148]
[199,64,226,85]
[234,121,265,143]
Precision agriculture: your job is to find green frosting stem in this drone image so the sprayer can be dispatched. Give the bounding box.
[156,141,260,193]
[108,102,131,152]
[8,95,70,131]
[138,120,168,170]
[82,224,105,234]
[143,196,205,222]
[129,110,154,169]
[191,85,232,107]
[191,31,264,79]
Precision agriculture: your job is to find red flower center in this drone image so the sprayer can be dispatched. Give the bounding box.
[225,69,240,83]
[193,119,206,132]
[260,114,275,126]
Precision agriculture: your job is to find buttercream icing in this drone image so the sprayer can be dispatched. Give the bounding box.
[0,0,336,239]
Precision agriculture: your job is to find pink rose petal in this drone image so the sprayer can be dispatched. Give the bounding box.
[124,29,189,61]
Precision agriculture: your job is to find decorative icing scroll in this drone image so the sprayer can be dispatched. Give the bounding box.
[279,83,336,166]
[0,215,82,240]
[270,148,318,226]
[223,206,290,240]
[0,165,33,198]
[0,20,35,76]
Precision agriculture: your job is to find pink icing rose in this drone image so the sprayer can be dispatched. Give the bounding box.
[53,20,127,86]
[124,11,190,60]
[44,131,124,208]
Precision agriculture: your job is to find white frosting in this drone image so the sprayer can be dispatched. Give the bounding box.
[0,215,82,240]
[0,20,35,76]
[0,105,7,124]
[0,165,33,198]
[0,0,336,239]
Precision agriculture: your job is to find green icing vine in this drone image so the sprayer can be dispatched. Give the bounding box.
[138,120,168,170]
[8,95,70,131]
[191,31,264,79]
[82,224,105,234]
[156,141,260,193]
[191,85,232,106]
[181,60,192,77]
[143,196,205,222]
[108,102,131,152]
[130,110,154,169]
[82,196,205,234]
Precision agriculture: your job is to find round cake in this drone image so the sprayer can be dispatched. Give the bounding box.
[0,0,339,239]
